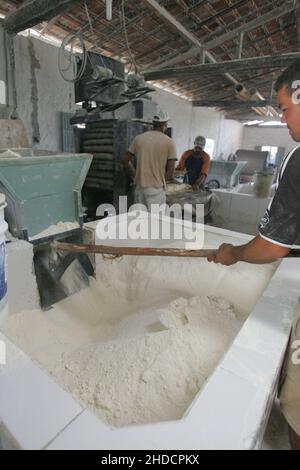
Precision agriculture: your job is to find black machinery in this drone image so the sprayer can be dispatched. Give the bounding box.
[59,46,156,219]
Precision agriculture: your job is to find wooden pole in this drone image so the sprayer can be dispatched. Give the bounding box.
[51,241,216,258]
[3,0,83,34]
[144,53,300,80]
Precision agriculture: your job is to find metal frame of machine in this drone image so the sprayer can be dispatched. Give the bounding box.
[0,151,92,240]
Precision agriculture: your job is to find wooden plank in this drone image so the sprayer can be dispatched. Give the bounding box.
[144,53,300,80]
[0,119,29,147]
[82,133,114,139]
[87,171,113,179]
[90,162,114,171]
[192,99,277,108]
[203,1,296,51]
[52,241,217,258]
[81,139,113,146]
[86,176,114,184]
[87,122,115,130]
[144,1,295,71]
[3,0,82,33]
[82,146,114,153]
[91,153,114,160]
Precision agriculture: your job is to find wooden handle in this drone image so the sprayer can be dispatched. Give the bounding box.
[51,241,216,258]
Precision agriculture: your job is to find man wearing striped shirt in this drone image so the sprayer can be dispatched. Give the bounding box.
[208,59,300,450]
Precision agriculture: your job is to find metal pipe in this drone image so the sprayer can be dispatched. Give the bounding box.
[235,84,269,117]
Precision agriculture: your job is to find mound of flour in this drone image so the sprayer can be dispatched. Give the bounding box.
[2,251,276,428]
[54,295,241,427]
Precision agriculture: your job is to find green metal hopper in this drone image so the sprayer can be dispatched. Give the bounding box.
[0,151,92,241]
[207,160,248,188]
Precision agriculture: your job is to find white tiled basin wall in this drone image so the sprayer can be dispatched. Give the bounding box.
[0,217,299,450]
[211,189,271,236]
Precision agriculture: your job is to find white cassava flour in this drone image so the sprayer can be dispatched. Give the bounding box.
[29,221,79,241]
[1,251,276,427]
[54,295,241,427]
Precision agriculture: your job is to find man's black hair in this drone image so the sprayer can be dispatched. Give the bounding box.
[274,59,300,94]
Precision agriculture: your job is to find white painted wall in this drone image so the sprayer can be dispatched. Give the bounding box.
[0,81,5,105]
[0,22,6,104]
[0,22,6,83]
[241,126,295,156]
[190,107,223,158]
[12,34,75,151]
[152,87,244,161]
[151,87,193,158]
[216,117,244,161]
[0,25,244,155]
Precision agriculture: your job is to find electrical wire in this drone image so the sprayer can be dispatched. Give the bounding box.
[84,1,107,70]
[120,0,138,74]
[84,1,95,37]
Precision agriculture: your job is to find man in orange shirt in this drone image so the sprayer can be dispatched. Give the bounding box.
[176,136,210,190]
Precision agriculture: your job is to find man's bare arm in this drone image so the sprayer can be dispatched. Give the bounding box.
[196,173,206,186]
[166,159,176,182]
[122,151,136,181]
[207,235,290,266]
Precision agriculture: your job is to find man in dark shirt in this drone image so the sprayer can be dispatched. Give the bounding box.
[208,59,300,449]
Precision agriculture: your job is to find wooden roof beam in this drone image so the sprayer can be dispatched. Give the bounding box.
[3,0,83,34]
[202,0,296,51]
[192,99,277,108]
[144,53,300,80]
[146,0,296,72]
